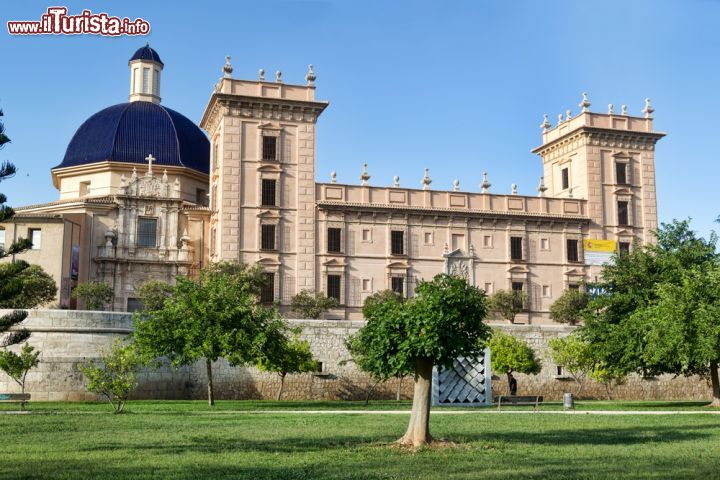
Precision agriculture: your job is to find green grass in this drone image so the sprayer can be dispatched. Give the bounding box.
[1,401,720,479]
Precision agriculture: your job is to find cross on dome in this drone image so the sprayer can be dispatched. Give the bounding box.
[146,154,155,175]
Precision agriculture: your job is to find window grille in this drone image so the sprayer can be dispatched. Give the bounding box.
[327,275,341,301]
[137,219,157,247]
[261,224,276,250]
[616,162,628,185]
[510,236,523,260]
[261,179,277,207]
[618,201,629,226]
[391,230,405,255]
[561,167,569,190]
[391,276,404,296]
[327,228,342,253]
[260,272,275,303]
[262,136,277,161]
[567,239,579,262]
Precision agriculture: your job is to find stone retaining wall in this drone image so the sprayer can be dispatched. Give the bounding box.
[0,310,713,402]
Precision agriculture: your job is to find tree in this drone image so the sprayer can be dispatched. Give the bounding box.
[135,279,173,312]
[290,290,339,319]
[489,289,527,323]
[588,362,627,400]
[581,220,719,403]
[348,274,490,447]
[489,330,542,393]
[0,264,57,309]
[79,339,144,413]
[549,289,590,325]
[257,330,319,400]
[548,334,594,395]
[133,261,280,406]
[0,343,39,395]
[73,281,114,310]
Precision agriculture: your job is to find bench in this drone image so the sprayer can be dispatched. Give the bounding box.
[0,393,31,410]
[495,395,543,410]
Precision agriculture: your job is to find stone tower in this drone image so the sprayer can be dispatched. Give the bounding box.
[200,60,328,302]
[532,97,665,247]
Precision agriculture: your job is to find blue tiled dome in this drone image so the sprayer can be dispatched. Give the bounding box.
[55,102,209,175]
[130,44,163,66]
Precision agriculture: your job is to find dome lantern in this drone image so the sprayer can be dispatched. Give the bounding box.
[128,43,163,104]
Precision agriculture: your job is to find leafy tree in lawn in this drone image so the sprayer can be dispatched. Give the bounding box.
[549,288,590,325]
[638,264,720,406]
[0,107,33,351]
[290,289,339,319]
[257,328,319,400]
[79,339,144,413]
[489,330,542,393]
[488,289,527,323]
[73,281,114,310]
[133,261,276,406]
[0,343,39,395]
[581,220,718,381]
[548,334,594,395]
[135,279,173,312]
[348,275,490,447]
[588,361,627,400]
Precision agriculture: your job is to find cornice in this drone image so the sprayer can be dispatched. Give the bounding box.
[532,126,666,156]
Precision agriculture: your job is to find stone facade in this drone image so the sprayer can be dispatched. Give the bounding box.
[1,310,713,402]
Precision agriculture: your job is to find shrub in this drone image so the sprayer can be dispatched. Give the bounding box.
[489,289,527,323]
[291,290,339,319]
[0,343,40,394]
[135,280,173,312]
[0,264,57,309]
[550,289,590,325]
[73,281,114,310]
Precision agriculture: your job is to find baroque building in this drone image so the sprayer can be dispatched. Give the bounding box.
[1,47,663,323]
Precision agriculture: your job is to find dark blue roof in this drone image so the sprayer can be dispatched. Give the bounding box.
[55,102,209,175]
[129,45,163,66]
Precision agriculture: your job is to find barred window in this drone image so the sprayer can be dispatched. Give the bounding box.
[561,167,569,190]
[137,218,157,247]
[261,179,277,207]
[261,224,276,251]
[327,228,342,253]
[391,230,404,255]
[512,282,524,292]
[567,239,579,262]
[510,236,523,260]
[262,136,277,161]
[391,276,404,296]
[327,275,341,301]
[260,272,275,303]
[616,162,628,185]
[619,242,631,255]
[618,201,629,226]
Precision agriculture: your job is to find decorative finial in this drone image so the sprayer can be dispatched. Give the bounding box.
[511,183,518,195]
[223,55,233,78]
[541,114,551,132]
[162,169,168,183]
[642,98,654,119]
[259,68,265,81]
[421,168,432,190]
[330,171,337,183]
[579,92,591,112]
[305,64,316,86]
[360,163,370,186]
[275,70,282,83]
[480,172,491,194]
[453,179,460,191]
[566,109,572,121]
[621,104,628,116]
[145,154,155,176]
[393,175,400,188]
[608,103,614,115]
[558,113,564,124]
[537,176,548,197]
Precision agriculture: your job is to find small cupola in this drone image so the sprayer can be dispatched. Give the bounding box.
[128,44,164,104]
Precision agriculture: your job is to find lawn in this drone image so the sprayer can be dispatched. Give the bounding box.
[1,401,720,479]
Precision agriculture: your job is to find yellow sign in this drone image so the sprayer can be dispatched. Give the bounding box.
[583,239,617,252]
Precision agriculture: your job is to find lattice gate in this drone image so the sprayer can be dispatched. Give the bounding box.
[432,348,491,406]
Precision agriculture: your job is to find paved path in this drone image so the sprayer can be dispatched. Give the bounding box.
[3,409,720,415]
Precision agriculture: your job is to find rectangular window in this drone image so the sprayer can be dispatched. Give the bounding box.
[483,235,493,248]
[510,236,523,260]
[362,279,371,292]
[391,277,404,296]
[561,167,569,190]
[261,224,276,250]
[567,239,579,262]
[29,228,42,250]
[142,67,150,94]
[212,184,218,212]
[424,232,433,245]
[137,218,157,247]
[616,162,628,185]
[391,230,405,255]
[0,228,4,250]
[568,284,580,290]
[540,238,549,250]
[451,234,464,251]
[127,298,143,313]
[210,227,217,256]
[542,285,551,297]
[152,69,159,96]
[79,181,90,197]
[362,229,371,242]
[212,143,219,172]
[262,136,277,161]
[327,227,342,253]
[512,282,524,292]
[261,179,277,207]
[327,275,341,301]
[196,188,207,206]
[619,242,631,255]
[260,273,275,303]
[618,201,629,226]
[484,282,493,294]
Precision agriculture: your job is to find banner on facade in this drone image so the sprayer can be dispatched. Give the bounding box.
[583,239,617,265]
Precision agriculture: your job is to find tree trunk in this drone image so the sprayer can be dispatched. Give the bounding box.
[206,358,215,407]
[276,373,286,401]
[575,378,583,397]
[604,382,612,401]
[398,357,433,447]
[365,380,379,405]
[709,362,720,407]
[396,376,404,401]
